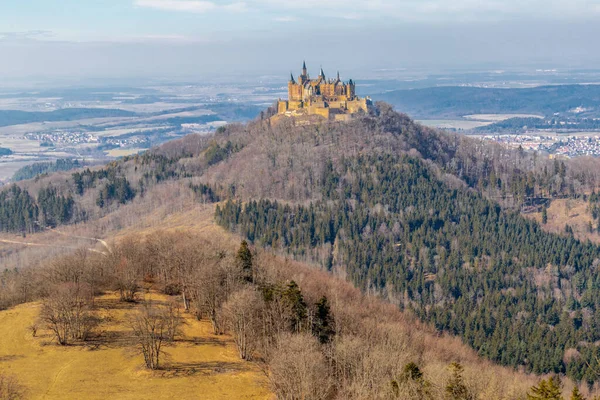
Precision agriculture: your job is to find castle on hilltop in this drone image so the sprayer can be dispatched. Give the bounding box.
[275,62,372,122]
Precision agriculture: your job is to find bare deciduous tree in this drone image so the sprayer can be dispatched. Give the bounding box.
[0,373,25,400]
[164,300,182,342]
[40,283,97,345]
[114,256,140,302]
[130,302,181,369]
[222,288,264,360]
[269,333,333,400]
[190,252,240,334]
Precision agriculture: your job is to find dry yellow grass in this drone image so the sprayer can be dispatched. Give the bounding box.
[0,292,270,400]
[106,148,145,157]
[528,198,600,244]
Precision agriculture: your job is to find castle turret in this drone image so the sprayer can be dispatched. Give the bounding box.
[302,61,307,77]
[290,72,296,84]
[347,79,355,98]
[319,67,325,80]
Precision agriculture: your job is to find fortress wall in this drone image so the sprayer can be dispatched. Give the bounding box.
[309,106,330,120]
[347,99,369,114]
[277,101,289,113]
[289,100,303,111]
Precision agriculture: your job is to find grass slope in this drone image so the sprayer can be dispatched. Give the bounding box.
[0,292,269,400]
[529,198,600,244]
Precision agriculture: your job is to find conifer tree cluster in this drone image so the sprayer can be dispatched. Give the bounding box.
[216,153,600,383]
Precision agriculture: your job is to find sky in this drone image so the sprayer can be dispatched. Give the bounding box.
[1,0,600,82]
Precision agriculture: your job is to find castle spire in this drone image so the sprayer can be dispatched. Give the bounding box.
[290,72,296,83]
[337,71,340,81]
[302,61,307,77]
[319,67,325,79]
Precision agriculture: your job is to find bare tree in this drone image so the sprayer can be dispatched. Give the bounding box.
[130,302,181,369]
[269,333,332,400]
[0,373,25,400]
[164,300,183,342]
[40,283,97,345]
[222,288,264,360]
[190,252,240,334]
[114,256,140,302]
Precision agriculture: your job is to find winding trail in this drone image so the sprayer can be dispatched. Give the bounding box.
[47,227,112,254]
[0,238,107,255]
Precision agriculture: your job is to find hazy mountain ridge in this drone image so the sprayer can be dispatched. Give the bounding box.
[378,85,600,119]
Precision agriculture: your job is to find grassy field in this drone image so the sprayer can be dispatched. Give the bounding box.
[528,198,600,244]
[106,148,146,157]
[0,292,270,400]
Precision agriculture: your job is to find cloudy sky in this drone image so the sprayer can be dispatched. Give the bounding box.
[1,0,600,82]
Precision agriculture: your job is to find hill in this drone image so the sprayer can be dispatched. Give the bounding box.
[377,84,600,119]
[3,104,600,397]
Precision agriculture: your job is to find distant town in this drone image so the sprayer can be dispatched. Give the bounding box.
[24,130,149,148]
[475,133,600,158]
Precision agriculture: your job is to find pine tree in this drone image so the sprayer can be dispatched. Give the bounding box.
[312,296,335,344]
[96,190,105,208]
[392,362,431,399]
[283,281,307,333]
[236,240,253,283]
[445,362,473,400]
[527,376,563,400]
[570,387,585,400]
[542,205,548,224]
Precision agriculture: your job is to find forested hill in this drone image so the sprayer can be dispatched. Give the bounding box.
[376,84,600,119]
[216,154,600,382]
[4,104,600,384]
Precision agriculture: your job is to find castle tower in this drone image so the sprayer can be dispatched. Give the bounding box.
[288,71,302,102]
[302,61,307,77]
[347,79,355,98]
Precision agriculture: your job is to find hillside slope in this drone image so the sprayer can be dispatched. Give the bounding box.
[0,291,269,400]
[1,207,551,399]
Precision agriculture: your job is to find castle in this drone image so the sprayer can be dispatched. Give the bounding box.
[275,62,372,122]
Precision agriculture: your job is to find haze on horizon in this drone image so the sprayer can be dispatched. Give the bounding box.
[1,0,600,84]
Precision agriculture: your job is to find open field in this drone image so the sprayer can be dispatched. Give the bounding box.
[0,292,270,400]
[527,198,600,244]
[106,148,146,157]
